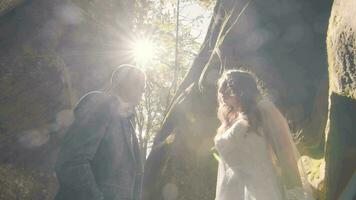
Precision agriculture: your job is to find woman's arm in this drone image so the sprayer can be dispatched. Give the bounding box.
[215,119,249,154]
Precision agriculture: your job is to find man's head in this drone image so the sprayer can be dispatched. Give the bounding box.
[109,64,146,106]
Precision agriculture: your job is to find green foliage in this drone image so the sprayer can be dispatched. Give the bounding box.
[133,0,214,157]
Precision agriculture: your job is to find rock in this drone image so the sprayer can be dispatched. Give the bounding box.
[0,0,134,199]
[325,0,356,199]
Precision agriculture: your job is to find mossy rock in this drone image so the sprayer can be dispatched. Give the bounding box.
[325,0,356,199]
[0,164,57,200]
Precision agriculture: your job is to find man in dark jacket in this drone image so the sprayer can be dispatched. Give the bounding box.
[55,65,146,200]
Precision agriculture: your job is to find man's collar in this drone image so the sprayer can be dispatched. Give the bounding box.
[112,95,135,117]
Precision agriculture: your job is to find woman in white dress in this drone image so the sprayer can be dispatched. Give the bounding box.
[214,70,313,200]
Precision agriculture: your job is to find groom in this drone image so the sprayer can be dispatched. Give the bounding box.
[55,65,146,200]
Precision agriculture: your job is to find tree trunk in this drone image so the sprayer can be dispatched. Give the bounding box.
[143,0,333,199]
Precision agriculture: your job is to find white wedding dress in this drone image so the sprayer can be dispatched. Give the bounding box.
[214,118,284,200]
[214,100,314,200]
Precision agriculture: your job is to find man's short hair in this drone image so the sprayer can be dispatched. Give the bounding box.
[110,64,146,87]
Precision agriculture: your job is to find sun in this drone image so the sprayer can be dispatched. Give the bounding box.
[131,38,156,65]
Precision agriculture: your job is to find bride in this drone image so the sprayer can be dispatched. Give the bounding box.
[214,69,313,200]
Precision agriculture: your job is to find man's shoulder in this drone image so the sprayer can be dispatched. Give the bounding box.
[74,91,115,116]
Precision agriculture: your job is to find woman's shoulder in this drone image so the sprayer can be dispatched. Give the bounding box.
[230,116,249,136]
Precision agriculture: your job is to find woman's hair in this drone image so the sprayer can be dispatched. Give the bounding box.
[217,69,263,134]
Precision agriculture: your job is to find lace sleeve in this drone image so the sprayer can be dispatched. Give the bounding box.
[225,119,249,140]
[215,119,249,153]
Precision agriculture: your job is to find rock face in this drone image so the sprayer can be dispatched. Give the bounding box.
[143,0,333,199]
[325,0,356,199]
[0,0,68,166]
[0,0,134,163]
[0,0,25,16]
[0,0,134,199]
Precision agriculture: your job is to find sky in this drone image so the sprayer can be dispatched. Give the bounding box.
[180,1,213,43]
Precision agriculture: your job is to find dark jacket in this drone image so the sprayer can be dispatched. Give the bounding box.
[55,91,143,200]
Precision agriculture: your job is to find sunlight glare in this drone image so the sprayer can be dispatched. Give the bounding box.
[132,38,156,65]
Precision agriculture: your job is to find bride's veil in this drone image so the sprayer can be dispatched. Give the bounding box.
[257,99,314,200]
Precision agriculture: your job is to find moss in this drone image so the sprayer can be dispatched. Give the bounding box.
[298,156,325,199]
[0,164,57,200]
[327,10,356,99]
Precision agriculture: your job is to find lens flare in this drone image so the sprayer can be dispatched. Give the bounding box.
[131,38,156,65]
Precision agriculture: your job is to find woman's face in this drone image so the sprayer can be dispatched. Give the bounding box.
[219,80,240,110]
[221,92,239,109]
